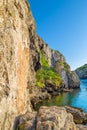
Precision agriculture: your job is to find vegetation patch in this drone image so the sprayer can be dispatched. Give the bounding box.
[38,49,49,67]
[58,60,70,72]
[36,49,63,88]
[36,66,63,88]
[63,62,70,71]
[76,64,87,71]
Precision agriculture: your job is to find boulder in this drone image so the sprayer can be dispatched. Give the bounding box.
[65,106,87,124]
[13,112,37,130]
[36,106,77,130]
[15,106,87,130]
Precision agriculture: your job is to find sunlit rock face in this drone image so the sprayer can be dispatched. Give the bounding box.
[0,0,36,129]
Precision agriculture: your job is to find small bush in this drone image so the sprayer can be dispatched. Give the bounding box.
[38,49,49,67]
[36,66,63,88]
[36,81,45,88]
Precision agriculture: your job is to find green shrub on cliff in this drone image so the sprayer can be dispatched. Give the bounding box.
[39,49,49,67]
[36,49,63,88]
[36,81,45,88]
[36,66,63,88]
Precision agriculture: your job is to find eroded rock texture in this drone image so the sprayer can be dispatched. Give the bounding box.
[16,106,87,130]
[0,0,35,129]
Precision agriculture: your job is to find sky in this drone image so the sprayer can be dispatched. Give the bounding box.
[28,0,87,70]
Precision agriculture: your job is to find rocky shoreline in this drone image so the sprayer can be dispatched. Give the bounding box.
[30,87,80,111]
[14,106,87,130]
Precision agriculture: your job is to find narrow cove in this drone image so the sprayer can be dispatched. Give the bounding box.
[35,79,87,113]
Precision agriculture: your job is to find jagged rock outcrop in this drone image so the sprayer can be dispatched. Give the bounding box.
[15,106,87,130]
[75,64,87,79]
[67,71,80,89]
[30,35,80,92]
[0,0,80,129]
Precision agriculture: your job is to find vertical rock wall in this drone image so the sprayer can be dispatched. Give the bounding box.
[0,0,35,129]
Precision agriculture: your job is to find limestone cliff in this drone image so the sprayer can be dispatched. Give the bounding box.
[30,35,80,92]
[0,0,80,129]
[0,0,35,129]
[75,64,87,79]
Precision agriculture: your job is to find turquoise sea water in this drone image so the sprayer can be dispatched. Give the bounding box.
[36,79,87,112]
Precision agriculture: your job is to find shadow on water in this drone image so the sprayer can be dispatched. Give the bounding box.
[36,79,87,112]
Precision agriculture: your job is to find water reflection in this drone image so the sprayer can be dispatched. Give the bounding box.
[36,79,87,112]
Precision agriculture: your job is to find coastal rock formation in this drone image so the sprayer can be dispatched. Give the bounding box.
[75,64,87,79]
[0,0,80,129]
[0,0,36,129]
[30,36,80,92]
[65,106,87,124]
[67,71,80,89]
[36,106,76,130]
[15,106,87,130]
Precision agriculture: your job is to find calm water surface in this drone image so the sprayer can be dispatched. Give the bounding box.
[37,79,87,112]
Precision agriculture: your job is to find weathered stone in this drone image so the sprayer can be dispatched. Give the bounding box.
[36,106,78,130]
[65,106,87,124]
[0,0,35,129]
[31,93,51,110]
[76,124,87,130]
[14,111,37,130]
[12,106,87,130]
[68,71,80,89]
